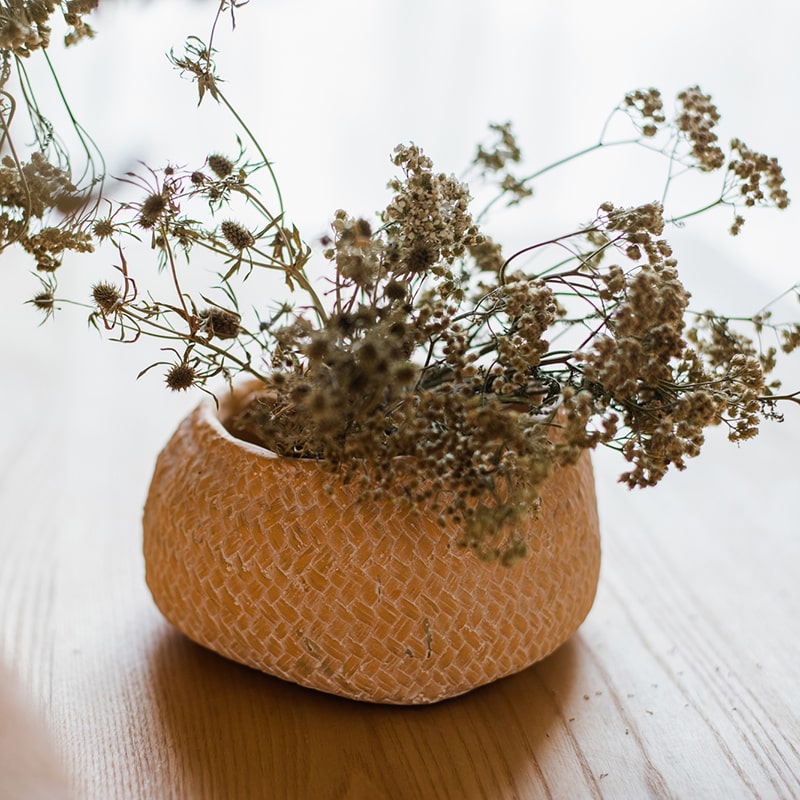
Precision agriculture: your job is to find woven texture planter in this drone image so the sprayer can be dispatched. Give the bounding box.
[143,388,601,704]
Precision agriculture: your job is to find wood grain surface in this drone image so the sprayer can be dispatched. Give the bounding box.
[2,272,800,799]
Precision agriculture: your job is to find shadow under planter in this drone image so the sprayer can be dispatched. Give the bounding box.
[147,625,585,800]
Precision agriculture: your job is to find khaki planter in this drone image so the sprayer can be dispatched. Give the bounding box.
[143,387,601,704]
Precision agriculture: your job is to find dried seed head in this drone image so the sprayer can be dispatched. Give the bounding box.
[138,193,168,228]
[626,245,642,261]
[384,279,409,301]
[392,361,418,385]
[199,306,241,339]
[92,218,115,240]
[305,333,330,361]
[221,220,255,250]
[405,244,436,272]
[30,291,55,317]
[165,363,196,391]
[91,281,122,314]
[207,154,234,179]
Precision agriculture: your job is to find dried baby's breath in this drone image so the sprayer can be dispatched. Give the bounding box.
[624,88,666,137]
[676,86,724,171]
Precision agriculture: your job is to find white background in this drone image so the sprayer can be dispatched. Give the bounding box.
[52,0,800,293]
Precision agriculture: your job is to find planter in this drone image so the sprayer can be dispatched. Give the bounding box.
[143,386,601,704]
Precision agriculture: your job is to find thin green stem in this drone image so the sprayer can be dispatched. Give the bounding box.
[161,233,191,320]
[216,88,284,218]
[0,90,32,249]
[477,138,639,223]
[121,305,269,382]
[500,227,594,282]
[760,390,800,405]
[666,198,723,225]
[41,49,106,192]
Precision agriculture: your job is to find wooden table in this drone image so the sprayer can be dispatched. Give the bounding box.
[2,271,800,799]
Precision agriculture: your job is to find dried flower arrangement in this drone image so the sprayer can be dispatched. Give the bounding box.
[4,1,797,564]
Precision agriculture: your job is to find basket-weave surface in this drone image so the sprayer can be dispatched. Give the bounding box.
[143,392,601,704]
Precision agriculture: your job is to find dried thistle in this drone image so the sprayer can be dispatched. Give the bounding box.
[208,154,235,179]
[165,363,197,391]
[220,220,254,251]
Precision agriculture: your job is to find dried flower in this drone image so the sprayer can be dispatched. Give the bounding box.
[199,306,241,339]
[165,363,197,391]
[4,0,795,563]
[676,86,724,171]
[208,154,235,179]
[138,193,170,229]
[728,139,789,210]
[27,274,59,322]
[92,218,116,240]
[220,220,255,250]
[624,88,666,136]
[92,282,122,315]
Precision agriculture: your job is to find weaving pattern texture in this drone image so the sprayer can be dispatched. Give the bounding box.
[143,394,601,704]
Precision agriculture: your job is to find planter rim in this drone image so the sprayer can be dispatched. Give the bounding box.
[206,382,284,460]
